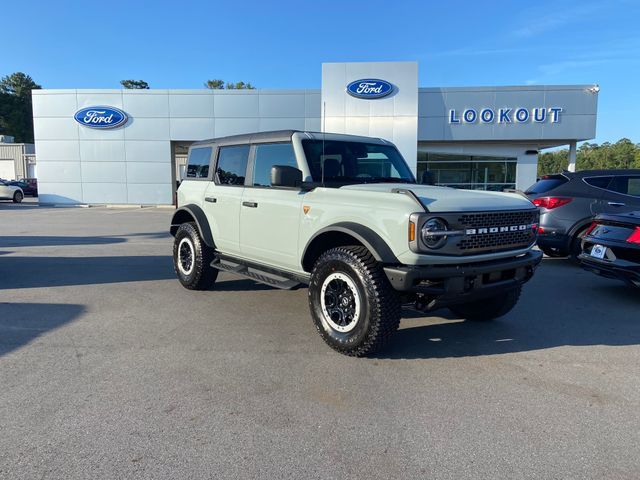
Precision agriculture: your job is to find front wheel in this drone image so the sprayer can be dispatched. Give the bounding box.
[13,191,23,203]
[308,246,401,356]
[448,286,521,321]
[172,222,218,290]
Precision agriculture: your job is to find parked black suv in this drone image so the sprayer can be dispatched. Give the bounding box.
[525,169,640,258]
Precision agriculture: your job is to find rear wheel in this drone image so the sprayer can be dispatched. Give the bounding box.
[172,222,218,290]
[308,246,401,356]
[569,227,589,263]
[448,286,521,321]
[13,191,23,203]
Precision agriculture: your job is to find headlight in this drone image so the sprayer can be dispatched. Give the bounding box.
[421,218,449,249]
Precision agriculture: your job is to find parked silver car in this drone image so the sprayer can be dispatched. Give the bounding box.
[0,179,23,203]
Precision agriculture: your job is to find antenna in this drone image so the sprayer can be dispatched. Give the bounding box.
[321,101,326,187]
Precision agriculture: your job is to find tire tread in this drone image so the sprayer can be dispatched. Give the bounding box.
[173,222,218,290]
[310,245,400,356]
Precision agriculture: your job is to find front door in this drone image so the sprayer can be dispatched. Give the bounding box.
[239,142,304,271]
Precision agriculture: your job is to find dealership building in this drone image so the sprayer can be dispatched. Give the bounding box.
[31,61,598,205]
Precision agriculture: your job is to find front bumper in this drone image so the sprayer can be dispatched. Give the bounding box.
[384,250,542,301]
[579,253,640,288]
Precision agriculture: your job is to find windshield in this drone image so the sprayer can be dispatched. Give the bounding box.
[302,139,415,187]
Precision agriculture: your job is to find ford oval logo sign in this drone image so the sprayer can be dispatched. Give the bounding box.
[74,106,128,129]
[346,79,394,99]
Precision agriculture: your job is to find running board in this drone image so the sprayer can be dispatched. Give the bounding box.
[210,255,308,290]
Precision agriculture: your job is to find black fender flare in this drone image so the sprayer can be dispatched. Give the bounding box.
[170,204,215,247]
[302,222,399,270]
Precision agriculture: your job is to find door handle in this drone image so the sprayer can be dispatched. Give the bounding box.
[608,202,626,207]
[204,197,217,203]
[242,201,258,208]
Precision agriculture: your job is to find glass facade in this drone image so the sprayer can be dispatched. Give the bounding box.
[417,151,517,191]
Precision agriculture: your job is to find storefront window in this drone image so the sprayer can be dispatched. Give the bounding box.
[417,152,516,191]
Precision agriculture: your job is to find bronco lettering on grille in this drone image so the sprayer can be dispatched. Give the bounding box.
[465,224,532,235]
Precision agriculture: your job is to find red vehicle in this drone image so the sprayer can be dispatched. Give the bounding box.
[9,178,38,197]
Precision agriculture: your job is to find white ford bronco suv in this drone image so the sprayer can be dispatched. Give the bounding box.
[170,130,541,356]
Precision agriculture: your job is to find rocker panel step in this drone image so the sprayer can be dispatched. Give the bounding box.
[210,256,307,290]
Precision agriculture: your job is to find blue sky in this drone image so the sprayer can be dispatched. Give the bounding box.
[3,0,639,143]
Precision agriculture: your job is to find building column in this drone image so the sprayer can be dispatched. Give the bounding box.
[568,141,577,172]
[516,151,538,191]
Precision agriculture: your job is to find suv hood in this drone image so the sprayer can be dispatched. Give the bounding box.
[340,183,535,212]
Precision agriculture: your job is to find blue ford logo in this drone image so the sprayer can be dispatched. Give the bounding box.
[346,79,394,99]
[74,106,128,129]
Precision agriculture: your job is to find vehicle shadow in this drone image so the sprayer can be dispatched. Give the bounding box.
[0,303,85,357]
[0,236,127,248]
[0,256,176,289]
[0,232,170,248]
[378,259,640,359]
[214,278,277,291]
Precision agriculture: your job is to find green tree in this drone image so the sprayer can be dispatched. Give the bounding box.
[205,79,225,89]
[120,79,149,89]
[204,79,256,90]
[225,81,255,90]
[0,72,42,143]
[537,139,640,177]
[0,72,41,96]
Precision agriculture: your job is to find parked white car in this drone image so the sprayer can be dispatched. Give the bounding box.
[0,179,24,202]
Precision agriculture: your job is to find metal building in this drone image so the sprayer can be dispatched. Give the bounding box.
[0,136,36,180]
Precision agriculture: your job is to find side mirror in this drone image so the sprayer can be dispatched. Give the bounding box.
[271,165,302,188]
[421,170,435,185]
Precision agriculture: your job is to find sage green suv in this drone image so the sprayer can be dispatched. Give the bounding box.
[170,130,541,356]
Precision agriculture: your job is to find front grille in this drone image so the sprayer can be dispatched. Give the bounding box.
[455,210,538,253]
[457,210,538,229]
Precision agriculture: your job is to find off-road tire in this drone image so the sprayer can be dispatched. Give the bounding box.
[173,222,218,290]
[13,191,23,203]
[308,246,401,357]
[540,246,568,258]
[448,285,521,321]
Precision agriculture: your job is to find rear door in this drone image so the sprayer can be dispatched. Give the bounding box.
[239,142,303,271]
[602,175,640,214]
[582,175,614,216]
[203,144,250,257]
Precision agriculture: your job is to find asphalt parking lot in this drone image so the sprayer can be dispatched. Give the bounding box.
[1,201,639,479]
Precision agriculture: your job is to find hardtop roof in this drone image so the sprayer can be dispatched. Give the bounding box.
[190,130,391,148]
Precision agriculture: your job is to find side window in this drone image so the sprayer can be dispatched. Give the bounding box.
[186,147,212,179]
[216,145,250,185]
[252,143,297,187]
[584,176,613,189]
[629,178,640,197]
[608,176,640,197]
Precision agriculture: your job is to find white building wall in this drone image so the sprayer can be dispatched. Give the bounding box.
[32,89,320,205]
[31,63,597,205]
[322,62,418,172]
